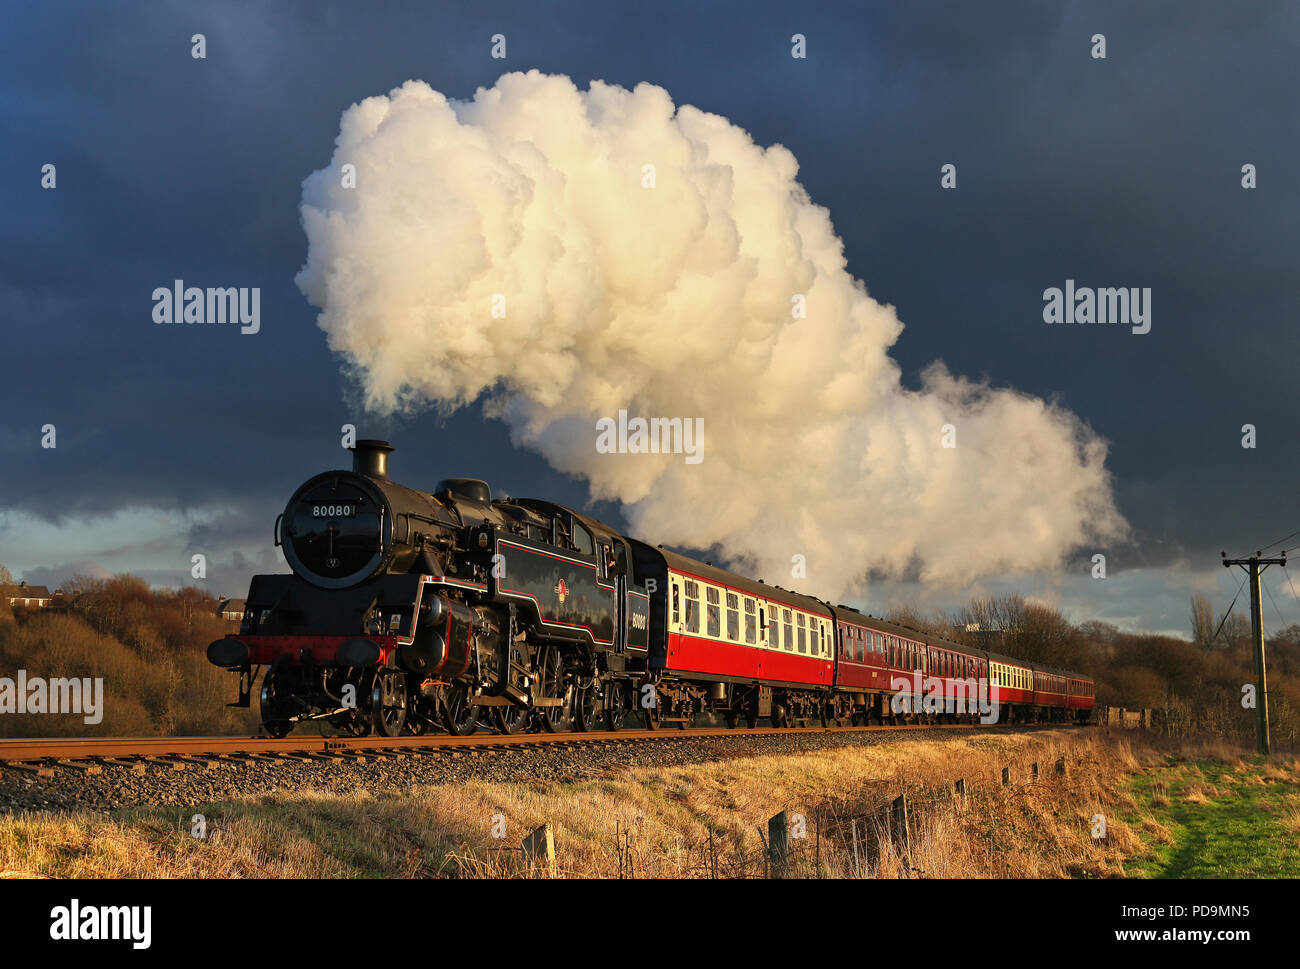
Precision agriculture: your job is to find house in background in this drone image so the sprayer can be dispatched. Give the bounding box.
[1,581,52,609]
[216,597,246,622]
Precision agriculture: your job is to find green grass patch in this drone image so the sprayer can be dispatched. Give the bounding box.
[1122,757,1300,877]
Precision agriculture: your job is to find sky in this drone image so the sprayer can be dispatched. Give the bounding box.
[2,1,1298,639]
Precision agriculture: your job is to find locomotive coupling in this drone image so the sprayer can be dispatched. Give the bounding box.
[207,638,249,669]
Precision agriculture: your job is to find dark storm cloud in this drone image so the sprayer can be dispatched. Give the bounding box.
[1,1,1296,608]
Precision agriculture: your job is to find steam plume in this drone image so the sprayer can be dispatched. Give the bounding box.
[296,72,1126,597]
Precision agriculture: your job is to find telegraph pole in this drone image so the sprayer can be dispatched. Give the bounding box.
[1222,550,1286,754]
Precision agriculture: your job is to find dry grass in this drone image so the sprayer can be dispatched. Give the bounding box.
[0,728,1202,879]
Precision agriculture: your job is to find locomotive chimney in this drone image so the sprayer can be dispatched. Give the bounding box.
[353,439,394,479]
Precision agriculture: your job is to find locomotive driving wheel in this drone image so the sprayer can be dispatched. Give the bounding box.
[535,646,570,733]
[370,669,408,737]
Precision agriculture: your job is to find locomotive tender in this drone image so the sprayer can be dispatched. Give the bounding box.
[208,441,1094,737]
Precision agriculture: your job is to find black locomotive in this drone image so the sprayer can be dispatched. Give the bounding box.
[208,441,650,737]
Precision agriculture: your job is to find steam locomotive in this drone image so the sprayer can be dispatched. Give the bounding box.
[208,441,1094,737]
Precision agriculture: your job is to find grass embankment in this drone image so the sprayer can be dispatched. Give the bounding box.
[5,728,1259,879]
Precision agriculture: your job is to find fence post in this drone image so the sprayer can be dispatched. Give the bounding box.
[954,778,967,813]
[1032,761,1040,781]
[1001,766,1011,786]
[1055,755,1068,777]
[891,794,911,855]
[768,810,790,878]
[522,823,556,878]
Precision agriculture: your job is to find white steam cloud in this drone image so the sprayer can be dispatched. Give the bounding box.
[296,72,1126,599]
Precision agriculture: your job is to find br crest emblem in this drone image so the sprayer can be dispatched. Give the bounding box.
[554,579,569,603]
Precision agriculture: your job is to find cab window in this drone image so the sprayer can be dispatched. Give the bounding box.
[571,521,594,556]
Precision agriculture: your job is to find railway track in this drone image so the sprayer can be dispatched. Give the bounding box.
[0,722,1076,776]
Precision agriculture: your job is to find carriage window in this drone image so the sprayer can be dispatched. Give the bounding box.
[672,583,680,625]
[744,599,757,644]
[684,581,699,634]
[875,632,883,653]
[726,592,740,641]
[783,609,793,651]
[766,608,777,647]
[706,586,721,637]
[797,613,806,653]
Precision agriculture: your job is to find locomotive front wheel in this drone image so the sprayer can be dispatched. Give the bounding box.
[442,683,481,736]
[370,670,408,738]
[259,664,295,738]
[494,703,527,735]
[338,716,371,738]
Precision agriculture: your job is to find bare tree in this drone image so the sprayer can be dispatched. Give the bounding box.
[1190,594,1216,648]
[1217,612,1251,652]
[952,594,1081,667]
